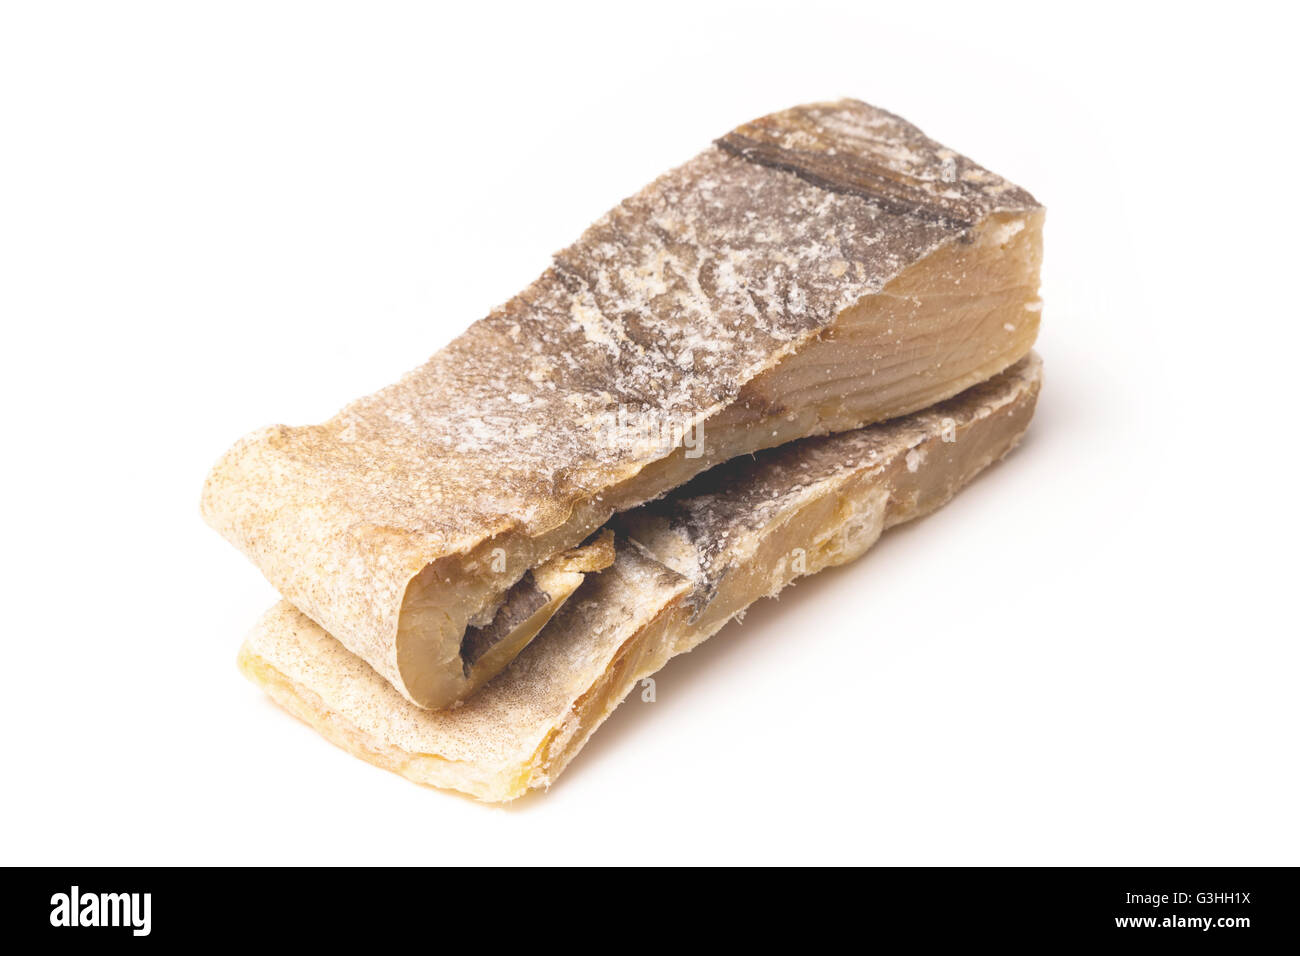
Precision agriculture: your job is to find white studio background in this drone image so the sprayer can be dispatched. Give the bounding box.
[1,1,1295,865]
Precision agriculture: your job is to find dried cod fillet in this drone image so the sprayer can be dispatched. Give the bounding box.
[237,355,1042,801]
[207,98,1044,709]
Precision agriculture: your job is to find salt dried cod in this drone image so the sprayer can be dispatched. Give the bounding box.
[237,355,1042,801]
[206,99,1043,709]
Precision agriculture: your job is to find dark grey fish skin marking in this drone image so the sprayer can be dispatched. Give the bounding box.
[716,133,978,229]
[716,99,1038,232]
[615,489,744,621]
[617,525,721,623]
[681,573,723,623]
[460,571,550,672]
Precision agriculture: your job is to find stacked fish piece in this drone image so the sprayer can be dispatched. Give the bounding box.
[204,99,1044,801]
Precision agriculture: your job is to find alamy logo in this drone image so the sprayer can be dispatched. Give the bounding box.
[49,885,151,936]
[592,405,704,459]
